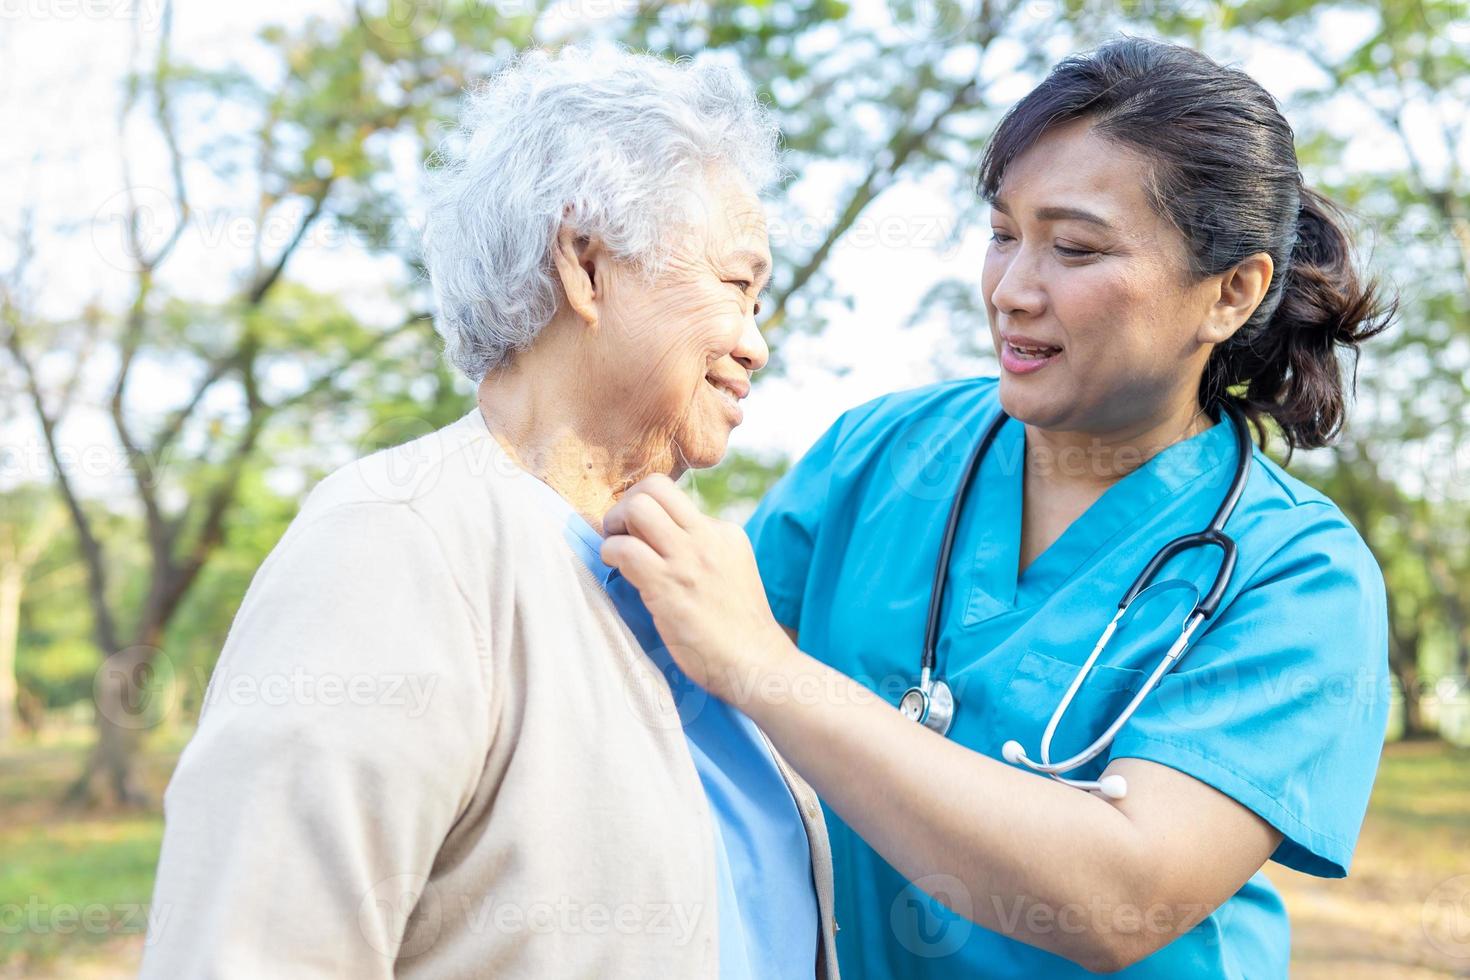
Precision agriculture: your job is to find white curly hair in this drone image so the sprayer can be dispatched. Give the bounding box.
[419,43,782,382]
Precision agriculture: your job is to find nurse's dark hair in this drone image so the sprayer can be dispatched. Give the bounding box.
[976,34,1397,455]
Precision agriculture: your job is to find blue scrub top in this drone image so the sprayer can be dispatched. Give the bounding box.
[744,377,1389,979]
[518,473,819,980]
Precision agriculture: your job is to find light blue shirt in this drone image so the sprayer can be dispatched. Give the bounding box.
[520,474,819,979]
[745,376,1390,978]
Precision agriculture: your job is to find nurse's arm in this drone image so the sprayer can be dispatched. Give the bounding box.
[603,478,1283,972]
[760,631,1281,972]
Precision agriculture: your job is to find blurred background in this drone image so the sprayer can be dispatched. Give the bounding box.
[0,0,1467,975]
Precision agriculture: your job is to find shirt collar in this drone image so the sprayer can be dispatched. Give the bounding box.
[519,472,620,588]
[966,406,1244,616]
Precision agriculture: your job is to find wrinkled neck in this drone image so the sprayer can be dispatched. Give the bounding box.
[476,361,678,533]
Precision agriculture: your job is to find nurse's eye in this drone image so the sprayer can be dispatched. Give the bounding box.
[988,231,1014,245]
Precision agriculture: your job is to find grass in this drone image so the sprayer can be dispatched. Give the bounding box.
[0,726,186,979]
[0,730,1465,977]
[1266,739,1470,978]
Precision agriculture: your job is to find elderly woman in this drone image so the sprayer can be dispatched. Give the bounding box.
[142,46,837,979]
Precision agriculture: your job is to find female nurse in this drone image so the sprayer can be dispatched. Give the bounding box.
[600,36,1397,977]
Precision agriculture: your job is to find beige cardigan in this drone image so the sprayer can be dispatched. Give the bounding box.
[141,407,839,979]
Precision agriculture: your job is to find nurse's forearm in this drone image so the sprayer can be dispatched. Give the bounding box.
[736,642,1174,972]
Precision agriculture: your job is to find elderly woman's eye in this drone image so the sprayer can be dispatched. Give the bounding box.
[1056,244,1099,258]
[725,279,764,315]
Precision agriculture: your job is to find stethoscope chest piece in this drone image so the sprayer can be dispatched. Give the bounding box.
[899,674,955,736]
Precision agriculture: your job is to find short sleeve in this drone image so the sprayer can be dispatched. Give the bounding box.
[744,408,865,633]
[1109,508,1390,877]
[140,502,492,977]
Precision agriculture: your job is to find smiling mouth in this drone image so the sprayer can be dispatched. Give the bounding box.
[705,377,743,411]
[1006,341,1063,360]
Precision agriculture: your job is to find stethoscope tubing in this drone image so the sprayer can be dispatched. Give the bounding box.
[913,399,1255,796]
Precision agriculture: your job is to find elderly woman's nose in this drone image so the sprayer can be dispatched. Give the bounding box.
[732,315,770,373]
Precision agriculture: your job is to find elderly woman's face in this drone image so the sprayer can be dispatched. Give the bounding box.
[586,168,772,474]
[981,118,1222,435]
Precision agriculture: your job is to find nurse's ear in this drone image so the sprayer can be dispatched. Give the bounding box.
[1196,251,1274,346]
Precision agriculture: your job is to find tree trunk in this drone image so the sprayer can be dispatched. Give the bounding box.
[66,714,149,808]
[1390,648,1432,740]
[0,563,21,747]
[64,643,159,808]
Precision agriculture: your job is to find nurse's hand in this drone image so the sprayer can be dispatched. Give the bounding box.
[600,474,794,705]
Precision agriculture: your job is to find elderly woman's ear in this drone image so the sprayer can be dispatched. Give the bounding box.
[553,224,602,329]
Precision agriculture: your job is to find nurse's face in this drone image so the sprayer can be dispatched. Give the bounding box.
[981,118,1224,435]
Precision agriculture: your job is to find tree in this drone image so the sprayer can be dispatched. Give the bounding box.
[4,0,1058,802]
[0,490,68,746]
[1253,0,1470,736]
[1,0,487,804]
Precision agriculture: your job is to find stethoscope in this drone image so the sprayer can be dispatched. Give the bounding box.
[898,400,1253,800]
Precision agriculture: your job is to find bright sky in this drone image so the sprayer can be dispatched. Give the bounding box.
[0,0,1447,501]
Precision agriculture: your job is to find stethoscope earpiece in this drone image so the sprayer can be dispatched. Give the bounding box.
[1000,740,1130,799]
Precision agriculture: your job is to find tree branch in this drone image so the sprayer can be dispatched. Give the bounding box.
[764,72,983,334]
[2,320,121,657]
[111,0,191,574]
[246,179,334,306]
[149,348,243,461]
[149,312,428,630]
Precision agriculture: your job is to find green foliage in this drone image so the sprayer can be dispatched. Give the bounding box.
[681,449,792,521]
[15,639,93,711]
[1253,0,1470,732]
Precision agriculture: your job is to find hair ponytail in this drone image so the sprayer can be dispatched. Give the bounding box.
[1202,186,1397,455]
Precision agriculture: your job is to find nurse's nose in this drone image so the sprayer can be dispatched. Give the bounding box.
[989,243,1047,318]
